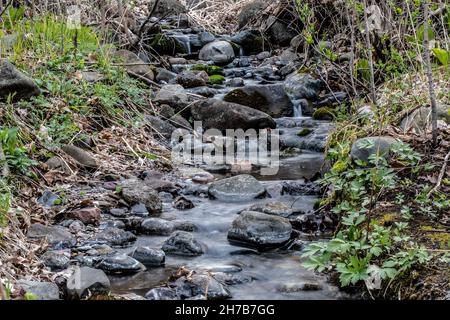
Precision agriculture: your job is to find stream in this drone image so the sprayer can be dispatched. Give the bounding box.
[106,25,347,300]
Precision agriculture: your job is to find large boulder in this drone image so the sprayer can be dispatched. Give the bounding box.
[284,73,324,101]
[227,211,292,249]
[114,50,154,81]
[350,136,397,165]
[191,99,276,131]
[66,267,111,299]
[121,179,162,213]
[149,0,186,17]
[199,41,235,65]
[208,174,266,202]
[162,231,204,256]
[223,84,293,118]
[0,60,41,101]
[18,280,60,300]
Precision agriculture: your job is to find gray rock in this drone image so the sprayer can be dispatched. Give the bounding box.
[191,98,276,131]
[284,73,324,101]
[154,84,189,111]
[149,0,186,17]
[224,84,293,118]
[237,0,267,29]
[145,115,176,139]
[97,254,145,274]
[230,29,264,55]
[18,280,60,300]
[266,16,298,47]
[199,41,235,65]
[121,179,162,213]
[225,78,245,87]
[162,231,204,256]
[186,86,217,98]
[94,227,137,247]
[228,211,292,248]
[245,201,294,218]
[199,31,215,45]
[176,71,207,88]
[45,156,70,172]
[130,203,149,217]
[140,218,175,235]
[209,174,266,202]
[109,208,128,218]
[61,145,98,169]
[27,223,76,249]
[350,136,397,165]
[400,105,450,134]
[37,190,60,208]
[0,60,41,101]
[156,68,177,83]
[129,246,165,267]
[278,281,322,293]
[66,267,111,299]
[173,273,231,300]
[41,251,70,271]
[114,50,154,81]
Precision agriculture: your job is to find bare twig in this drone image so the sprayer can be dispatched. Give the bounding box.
[427,150,450,197]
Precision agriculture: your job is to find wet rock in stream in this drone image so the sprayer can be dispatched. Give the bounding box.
[94,227,137,247]
[66,267,111,299]
[129,247,165,267]
[97,254,145,274]
[208,174,266,202]
[227,211,292,249]
[162,231,204,256]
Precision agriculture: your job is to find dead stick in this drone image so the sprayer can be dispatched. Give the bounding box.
[428,150,450,197]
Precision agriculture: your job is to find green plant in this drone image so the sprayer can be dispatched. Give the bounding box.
[0,128,37,176]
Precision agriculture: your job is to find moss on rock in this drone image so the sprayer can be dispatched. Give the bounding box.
[312,107,336,121]
[209,75,225,85]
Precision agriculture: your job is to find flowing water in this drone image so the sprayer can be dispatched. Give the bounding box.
[109,29,347,299]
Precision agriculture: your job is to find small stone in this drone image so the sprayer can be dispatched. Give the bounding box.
[41,250,70,271]
[130,203,149,217]
[66,207,101,226]
[95,227,137,247]
[121,179,163,213]
[129,246,165,267]
[109,208,128,218]
[97,254,145,274]
[140,218,175,235]
[173,196,195,210]
[145,287,178,300]
[61,145,98,169]
[37,190,60,207]
[162,231,204,256]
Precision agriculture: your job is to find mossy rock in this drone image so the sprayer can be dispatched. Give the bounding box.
[150,33,186,55]
[209,75,225,85]
[312,107,336,121]
[191,64,223,76]
[297,128,312,137]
